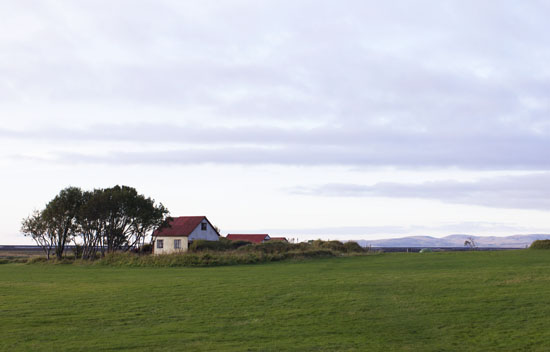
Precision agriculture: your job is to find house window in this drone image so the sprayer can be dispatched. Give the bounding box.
[174,239,181,249]
[157,239,164,249]
[201,223,207,231]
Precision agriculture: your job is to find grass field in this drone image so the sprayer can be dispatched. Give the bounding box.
[1,250,550,351]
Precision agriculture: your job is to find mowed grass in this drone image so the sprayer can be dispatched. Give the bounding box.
[1,251,550,351]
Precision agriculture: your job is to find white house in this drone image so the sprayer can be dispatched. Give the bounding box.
[152,216,220,254]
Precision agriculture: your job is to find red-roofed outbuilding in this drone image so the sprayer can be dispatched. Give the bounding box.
[226,234,271,243]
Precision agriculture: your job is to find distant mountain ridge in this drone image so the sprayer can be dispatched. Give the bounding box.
[357,234,550,248]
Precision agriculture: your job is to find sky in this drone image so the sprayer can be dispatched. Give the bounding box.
[2,1,550,245]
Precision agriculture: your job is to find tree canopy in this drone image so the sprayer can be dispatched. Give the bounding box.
[21,185,170,260]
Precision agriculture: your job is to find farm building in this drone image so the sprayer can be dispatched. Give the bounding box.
[270,237,288,242]
[153,216,219,254]
[226,234,271,244]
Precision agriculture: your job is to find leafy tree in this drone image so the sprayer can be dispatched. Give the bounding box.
[42,187,84,259]
[78,186,169,257]
[77,189,106,259]
[22,185,169,260]
[99,185,169,254]
[21,210,55,259]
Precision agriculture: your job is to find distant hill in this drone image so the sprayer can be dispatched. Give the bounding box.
[357,234,550,248]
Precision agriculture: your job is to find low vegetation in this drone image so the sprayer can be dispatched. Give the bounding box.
[7,239,369,267]
[530,239,550,249]
[2,250,550,351]
[95,248,338,267]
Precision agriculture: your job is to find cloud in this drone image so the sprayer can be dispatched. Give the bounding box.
[291,173,550,211]
[1,1,550,171]
[3,122,550,170]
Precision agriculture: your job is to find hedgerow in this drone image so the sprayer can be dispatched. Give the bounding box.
[93,248,339,267]
[19,239,373,267]
[530,239,550,249]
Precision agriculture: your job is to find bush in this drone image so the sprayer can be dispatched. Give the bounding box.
[238,241,295,254]
[73,244,83,259]
[343,241,365,253]
[530,240,550,249]
[189,238,251,252]
[26,256,49,264]
[133,243,153,254]
[311,240,347,252]
[227,240,251,250]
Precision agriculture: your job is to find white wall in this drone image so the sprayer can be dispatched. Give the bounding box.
[188,219,219,242]
[154,236,189,255]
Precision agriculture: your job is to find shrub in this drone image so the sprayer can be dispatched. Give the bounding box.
[227,240,251,250]
[26,256,49,264]
[311,240,346,252]
[343,241,364,253]
[530,240,550,249]
[238,241,295,254]
[189,238,251,252]
[73,244,83,259]
[133,243,153,254]
[190,239,228,252]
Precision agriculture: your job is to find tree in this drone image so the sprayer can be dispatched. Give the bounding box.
[42,187,84,259]
[22,185,169,260]
[464,236,477,250]
[21,210,55,260]
[77,189,106,259]
[77,186,169,257]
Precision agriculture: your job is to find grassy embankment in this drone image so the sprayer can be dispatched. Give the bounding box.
[3,240,369,266]
[1,250,550,351]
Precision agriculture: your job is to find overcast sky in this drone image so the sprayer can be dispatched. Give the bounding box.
[2,1,550,244]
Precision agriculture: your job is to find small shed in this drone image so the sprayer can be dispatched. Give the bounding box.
[153,216,219,254]
[226,234,271,244]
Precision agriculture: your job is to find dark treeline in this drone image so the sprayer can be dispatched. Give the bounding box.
[21,186,169,260]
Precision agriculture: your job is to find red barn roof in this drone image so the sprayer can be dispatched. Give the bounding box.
[226,234,270,243]
[154,216,217,237]
[270,237,288,242]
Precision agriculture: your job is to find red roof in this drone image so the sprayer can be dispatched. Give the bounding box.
[226,234,270,243]
[154,216,216,237]
[270,237,288,242]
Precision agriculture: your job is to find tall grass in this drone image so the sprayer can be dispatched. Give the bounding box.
[93,240,369,267]
[16,239,371,267]
[95,248,338,267]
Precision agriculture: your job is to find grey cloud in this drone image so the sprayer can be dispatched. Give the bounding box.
[2,1,550,124]
[3,123,550,170]
[2,1,550,170]
[291,173,550,211]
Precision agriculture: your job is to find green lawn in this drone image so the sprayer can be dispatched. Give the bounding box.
[1,251,550,351]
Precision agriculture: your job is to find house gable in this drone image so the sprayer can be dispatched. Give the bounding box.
[154,216,220,239]
[188,217,220,242]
